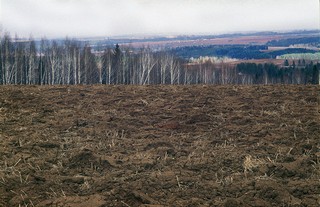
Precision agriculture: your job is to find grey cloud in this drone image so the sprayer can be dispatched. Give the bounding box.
[1,0,318,38]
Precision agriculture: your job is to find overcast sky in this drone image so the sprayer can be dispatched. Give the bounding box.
[0,0,319,38]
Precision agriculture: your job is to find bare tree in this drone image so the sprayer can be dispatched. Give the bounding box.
[139,47,157,85]
[26,37,37,84]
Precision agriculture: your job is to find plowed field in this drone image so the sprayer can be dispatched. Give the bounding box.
[0,85,319,207]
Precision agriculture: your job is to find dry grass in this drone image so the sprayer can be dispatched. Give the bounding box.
[243,155,266,174]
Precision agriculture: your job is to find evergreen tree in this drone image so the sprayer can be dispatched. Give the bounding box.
[312,65,319,84]
[112,44,122,84]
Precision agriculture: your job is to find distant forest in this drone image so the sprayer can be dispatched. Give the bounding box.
[171,45,318,59]
[0,34,319,85]
[266,37,320,47]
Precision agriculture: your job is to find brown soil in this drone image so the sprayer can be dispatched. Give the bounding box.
[0,85,319,207]
[121,34,316,48]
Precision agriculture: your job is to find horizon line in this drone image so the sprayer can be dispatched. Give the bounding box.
[0,25,319,40]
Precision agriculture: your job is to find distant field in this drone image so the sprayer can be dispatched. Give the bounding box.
[266,46,320,52]
[278,52,320,60]
[120,34,318,49]
[228,59,285,66]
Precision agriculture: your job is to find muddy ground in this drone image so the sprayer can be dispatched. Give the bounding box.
[0,85,319,207]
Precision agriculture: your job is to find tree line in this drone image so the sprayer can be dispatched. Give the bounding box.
[0,34,319,85]
[0,34,184,85]
[236,62,319,84]
[183,61,319,85]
